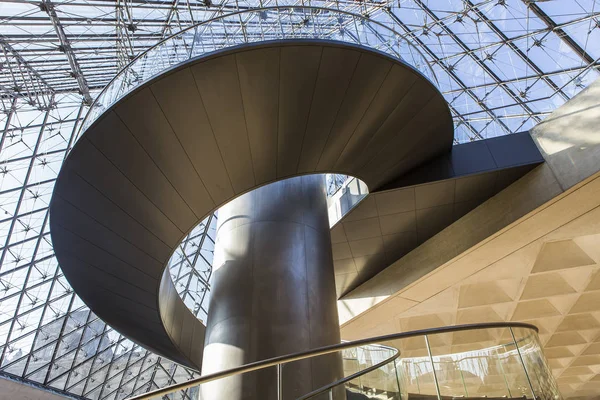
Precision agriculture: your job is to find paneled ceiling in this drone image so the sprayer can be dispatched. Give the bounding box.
[341,170,600,399]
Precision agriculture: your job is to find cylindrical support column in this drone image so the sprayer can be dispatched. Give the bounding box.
[201,175,344,400]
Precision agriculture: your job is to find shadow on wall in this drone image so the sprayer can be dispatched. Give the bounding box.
[335,78,600,325]
[532,78,600,191]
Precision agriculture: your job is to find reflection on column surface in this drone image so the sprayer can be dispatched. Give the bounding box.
[201,175,345,400]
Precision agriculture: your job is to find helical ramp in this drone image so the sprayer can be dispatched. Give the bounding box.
[49,7,453,370]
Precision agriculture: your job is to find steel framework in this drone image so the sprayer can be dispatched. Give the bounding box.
[0,0,599,399]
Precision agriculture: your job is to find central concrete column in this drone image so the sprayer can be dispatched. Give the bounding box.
[201,175,344,400]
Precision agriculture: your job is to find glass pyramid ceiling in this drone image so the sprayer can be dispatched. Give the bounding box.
[0,0,598,399]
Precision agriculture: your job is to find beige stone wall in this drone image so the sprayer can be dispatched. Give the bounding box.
[336,78,600,399]
[338,78,600,325]
[0,377,71,400]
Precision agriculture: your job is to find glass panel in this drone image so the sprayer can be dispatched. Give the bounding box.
[270,343,401,400]
[512,327,563,400]
[124,326,562,400]
[74,6,437,149]
[495,330,535,399]
[342,346,363,391]
[343,358,402,400]
[425,327,526,398]
[296,344,401,400]
[4,0,598,397]
[143,366,278,400]
[389,335,439,398]
[350,344,399,397]
[327,177,369,227]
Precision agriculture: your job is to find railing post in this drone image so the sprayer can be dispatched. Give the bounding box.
[510,327,537,400]
[328,388,333,400]
[276,363,283,400]
[424,335,442,400]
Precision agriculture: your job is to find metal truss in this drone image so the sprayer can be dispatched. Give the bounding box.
[39,0,93,105]
[0,40,56,112]
[0,0,599,399]
[0,94,205,399]
[381,0,600,142]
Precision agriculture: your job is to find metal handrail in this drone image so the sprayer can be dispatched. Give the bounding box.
[127,322,537,400]
[75,5,437,142]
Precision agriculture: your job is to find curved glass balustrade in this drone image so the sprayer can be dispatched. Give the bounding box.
[126,323,562,400]
[75,6,436,143]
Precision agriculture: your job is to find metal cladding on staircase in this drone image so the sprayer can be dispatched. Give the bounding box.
[202,175,344,399]
[49,40,454,369]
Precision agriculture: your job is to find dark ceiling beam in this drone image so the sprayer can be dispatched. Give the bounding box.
[3,6,595,41]
[0,39,55,93]
[40,0,93,105]
[414,0,542,127]
[0,37,54,110]
[388,6,522,137]
[2,34,162,42]
[432,11,600,63]
[385,10,484,141]
[115,0,137,68]
[1,84,104,99]
[159,0,181,38]
[524,0,596,66]
[443,64,600,94]
[466,0,570,101]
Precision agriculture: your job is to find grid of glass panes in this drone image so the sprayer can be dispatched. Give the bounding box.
[1,0,599,399]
